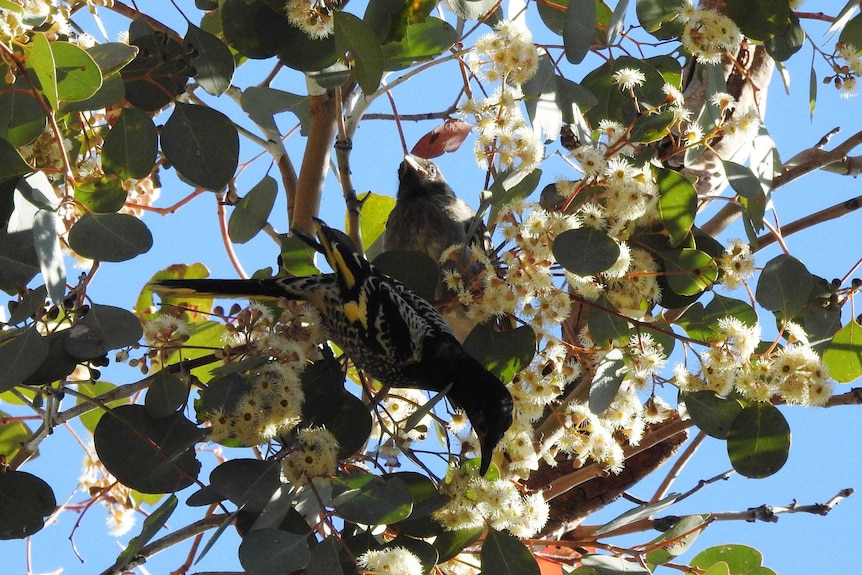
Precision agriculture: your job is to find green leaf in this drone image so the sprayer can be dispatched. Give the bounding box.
[726,402,790,478]
[50,41,103,102]
[722,160,762,199]
[113,495,178,571]
[331,475,413,525]
[326,392,373,459]
[74,176,128,213]
[690,544,775,575]
[26,33,58,110]
[656,167,697,246]
[121,18,190,111]
[433,526,483,563]
[185,23,235,96]
[308,534,355,575]
[808,65,817,119]
[629,109,674,143]
[0,409,32,463]
[581,554,652,573]
[676,294,757,342]
[463,323,536,383]
[589,348,627,414]
[228,175,278,244]
[645,514,709,567]
[563,0,596,64]
[208,459,282,512]
[593,492,680,536]
[0,470,57,539]
[0,328,49,393]
[67,212,154,262]
[335,11,384,94]
[822,320,862,383]
[606,0,629,45]
[0,137,36,182]
[588,295,630,346]
[382,18,458,71]
[636,0,686,38]
[481,528,540,575]
[755,254,813,317]
[0,90,46,148]
[764,14,804,61]
[581,55,669,126]
[372,250,439,303]
[102,107,158,179]
[553,228,621,275]
[726,0,795,41]
[6,285,48,326]
[660,248,718,296]
[242,87,312,136]
[86,42,139,76]
[239,528,311,575]
[359,192,396,259]
[93,404,203,494]
[488,168,542,221]
[75,381,130,432]
[145,371,188,418]
[680,390,744,439]
[161,102,239,191]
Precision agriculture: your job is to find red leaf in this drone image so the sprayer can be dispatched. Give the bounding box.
[410,118,473,158]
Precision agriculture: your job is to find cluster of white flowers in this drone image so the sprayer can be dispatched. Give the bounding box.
[433,468,548,537]
[677,3,743,64]
[460,21,544,173]
[675,318,832,406]
[358,547,423,575]
[281,426,340,484]
[719,239,756,289]
[284,0,339,39]
[833,42,862,98]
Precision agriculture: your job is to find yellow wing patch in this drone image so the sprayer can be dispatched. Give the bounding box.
[343,297,368,328]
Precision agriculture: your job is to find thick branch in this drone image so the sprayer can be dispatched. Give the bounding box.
[292,88,338,233]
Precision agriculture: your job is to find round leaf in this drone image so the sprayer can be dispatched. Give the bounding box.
[0,471,56,540]
[334,11,384,94]
[74,176,128,213]
[102,107,158,180]
[0,328,49,393]
[822,320,862,383]
[755,254,813,317]
[553,227,621,275]
[185,23,235,96]
[50,41,103,102]
[121,19,190,111]
[145,370,188,418]
[326,392,373,459]
[239,528,310,575]
[67,212,153,262]
[481,528,541,575]
[332,475,413,525]
[209,458,282,513]
[463,323,536,383]
[660,248,718,296]
[65,304,143,359]
[726,402,790,479]
[228,175,278,244]
[161,102,239,191]
[680,390,744,439]
[93,404,202,493]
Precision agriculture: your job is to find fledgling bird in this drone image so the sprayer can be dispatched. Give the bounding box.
[383,155,483,261]
[153,219,512,475]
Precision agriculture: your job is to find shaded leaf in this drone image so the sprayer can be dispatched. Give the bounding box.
[564,0,596,64]
[726,402,790,478]
[102,107,158,180]
[185,23,234,96]
[0,327,49,392]
[75,381,129,432]
[755,254,813,317]
[239,528,311,575]
[209,458,283,513]
[372,250,439,303]
[332,474,413,525]
[554,227,621,276]
[114,495,177,571]
[481,528,541,575]
[382,18,459,71]
[145,370,188,418]
[161,102,239,191]
[463,323,536,383]
[0,471,56,540]
[68,212,153,262]
[593,492,681,536]
[680,390,744,439]
[660,249,718,296]
[33,209,65,304]
[121,18,190,111]
[228,175,278,244]
[334,11,384,94]
[433,526,483,563]
[66,304,143,359]
[722,160,762,199]
[93,404,202,493]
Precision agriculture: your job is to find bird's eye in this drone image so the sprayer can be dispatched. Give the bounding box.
[427,165,437,177]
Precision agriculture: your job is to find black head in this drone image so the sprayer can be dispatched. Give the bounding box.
[443,355,514,475]
[397,155,455,199]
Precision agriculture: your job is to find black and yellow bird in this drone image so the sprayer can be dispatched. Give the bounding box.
[154,218,512,475]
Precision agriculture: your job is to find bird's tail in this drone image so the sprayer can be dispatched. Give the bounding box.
[152,276,322,301]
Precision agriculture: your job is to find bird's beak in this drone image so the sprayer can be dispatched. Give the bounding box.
[403,154,427,175]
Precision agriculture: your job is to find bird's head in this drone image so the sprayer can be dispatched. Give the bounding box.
[442,355,514,475]
[397,155,454,199]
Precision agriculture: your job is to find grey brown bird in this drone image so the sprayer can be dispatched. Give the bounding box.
[154,219,512,475]
[383,155,482,261]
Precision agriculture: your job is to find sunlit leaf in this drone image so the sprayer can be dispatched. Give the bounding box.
[589,348,627,414]
[822,320,862,383]
[335,11,384,94]
[755,254,813,318]
[680,390,744,439]
[656,167,697,246]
